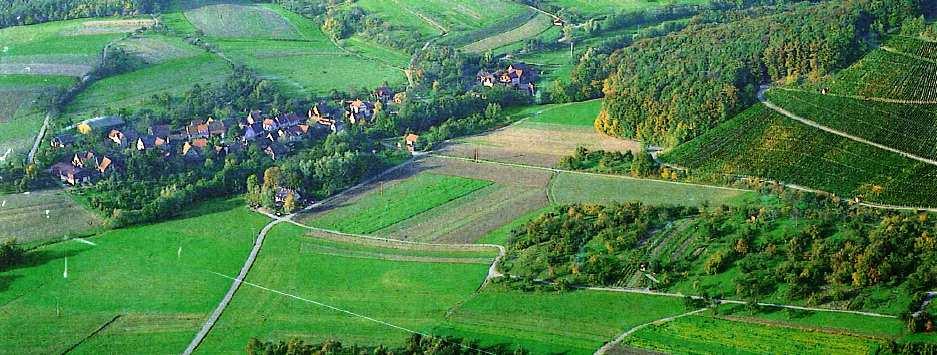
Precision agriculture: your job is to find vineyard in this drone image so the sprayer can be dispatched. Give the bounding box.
[824,49,937,102]
[766,89,937,161]
[661,104,937,207]
[885,35,937,62]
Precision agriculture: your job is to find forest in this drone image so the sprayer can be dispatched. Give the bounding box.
[590,0,921,147]
[0,0,168,28]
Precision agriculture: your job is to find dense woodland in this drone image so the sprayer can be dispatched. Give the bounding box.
[0,0,167,28]
[590,0,921,147]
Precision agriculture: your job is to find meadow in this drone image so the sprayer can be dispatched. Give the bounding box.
[0,189,104,246]
[766,89,937,161]
[184,3,301,39]
[305,173,493,235]
[197,223,493,352]
[115,34,203,64]
[622,315,887,354]
[522,99,603,126]
[549,172,752,207]
[0,198,268,353]
[662,104,937,208]
[436,286,689,354]
[355,0,529,37]
[0,74,76,159]
[474,206,554,245]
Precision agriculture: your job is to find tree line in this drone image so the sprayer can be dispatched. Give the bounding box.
[246,334,529,355]
[0,0,168,28]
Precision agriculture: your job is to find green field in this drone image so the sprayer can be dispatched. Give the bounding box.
[0,189,105,246]
[306,173,493,234]
[355,0,530,37]
[436,287,688,354]
[716,304,908,339]
[623,315,886,354]
[197,223,493,352]
[0,75,76,159]
[0,198,268,353]
[475,206,553,245]
[184,3,301,39]
[662,104,937,207]
[549,172,752,207]
[541,0,710,17]
[462,13,553,53]
[820,49,937,102]
[64,53,232,120]
[115,34,203,64]
[521,99,603,127]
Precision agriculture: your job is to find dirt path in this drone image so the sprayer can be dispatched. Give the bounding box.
[26,113,50,164]
[758,85,937,168]
[594,308,709,355]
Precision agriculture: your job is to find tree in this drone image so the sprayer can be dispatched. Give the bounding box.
[283,191,297,214]
[246,175,260,207]
[0,239,25,270]
[263,167,281,190]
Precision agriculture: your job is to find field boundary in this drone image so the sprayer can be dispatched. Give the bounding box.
[61,314,122,354]
[773,86,937,105]
[595,308,708,355]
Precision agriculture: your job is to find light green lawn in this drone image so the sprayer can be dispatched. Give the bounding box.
[549,172,753,207]
[197,223,492,352]
[306,173,493,234]
[475,206,554,245]
[0,198,268,353]
[521,99,604,127]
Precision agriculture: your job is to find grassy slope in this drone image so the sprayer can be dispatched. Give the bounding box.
[0,189,105,246]
[661,104,937,207]
[436,287,688,354]
[549,172,752,207]
[183,3,301,39]
[356,0,528,35]
[307,173,493,234]
[542,0,710,17]
[0,198,268,353]
[0,75,76,158]
[523,99,603,127]
[197,223,492,352]
[462,13,553,53]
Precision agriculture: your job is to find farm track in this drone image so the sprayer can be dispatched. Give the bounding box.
[26,113,50,164]
[595,308,709,355]
[759,85,937,168]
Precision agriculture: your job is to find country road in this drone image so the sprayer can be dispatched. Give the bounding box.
[758,85,937,168]
[26,113,50,164]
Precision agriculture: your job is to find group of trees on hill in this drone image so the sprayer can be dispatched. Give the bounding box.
[0,0,167,28]
[246,334,529,355]
[594,0,922,147]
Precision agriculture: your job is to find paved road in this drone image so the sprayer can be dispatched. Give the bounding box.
[758,85,937,168]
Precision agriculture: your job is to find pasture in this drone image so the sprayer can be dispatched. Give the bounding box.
[0,189,104,246]
[355,0,530,37]
[461,13,554,53]
[0,198,268,353]
[197,223,493,352]
[436,287,688,354]
[115,34,203,64]
[540,0,710,17]
[184,3,301,39]
[622,315,887,354]
[304,173,492,235]
[549,172,752,207]
[661,104,937,208]
[0,75,75,159]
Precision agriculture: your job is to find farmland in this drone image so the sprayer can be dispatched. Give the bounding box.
[304,173,493,235]
[822,49,937,102]
[0,198,268,353]
[524,99,603,126]
[184,3,301,39]
[197,223,493,352]
[540,0,711,17]
[622,315,887,354]
[0,189,104,246]
[461,13,553,53]
[0,75,75,159]
[549,172,753,207]
[766,89,937,161]
[885,35,937,62]
[115,34,203,64]
[436,287,689,354]
[355,0,530,37]
[662,104,937,208]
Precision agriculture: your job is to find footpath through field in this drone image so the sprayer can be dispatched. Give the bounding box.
[594,308,709,355]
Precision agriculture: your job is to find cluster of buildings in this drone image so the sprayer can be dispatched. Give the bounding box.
[476,63,539,95]
[48,86,404,186]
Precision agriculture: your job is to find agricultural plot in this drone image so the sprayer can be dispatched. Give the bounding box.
[823,49,937,102]
[549,172,752,207]
[436,287,689,354]
[0,75,76,159]
[622,315,887,354]
[525,99,603,126]
[0,189,104,246]
[184,3,301,39]
[662,104,937,208]
[64,53,231,120]
[0,18,153,77]
[342,36,412,69]
[885,35,937,62]
[304,173,493,235]
[115,34,203,64]
[716,304,908,339]
[766,89,937,161]
[461,13,553,53]
[540,0,710,17]
[197,223,493,352]
[0,198,268,353]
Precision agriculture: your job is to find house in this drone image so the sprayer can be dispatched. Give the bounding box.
[277,125,307,143]
[72,151,97,169]
[274,112,303,129]
[181,139,208,162]
[346,99,374,125]
[262,118,278,132]
[274,187,302,206]
[107,128,137,147]
[186,120,210,139]
[246,110,263,125]
[476,70,496,87]
[76,116,124,135]
[207,118,227,137]
[264,143,289,160]
[242,123,264,141]
[375,86,394,103]
[96,155,120,174]
[136,135,167,151]
[50,162,94,185]
[393,92,407,104]
[404,133,419,153]
[50,134,76,149]
[553,18,565,26]
[149,124,171,139]
[477,63,539,91]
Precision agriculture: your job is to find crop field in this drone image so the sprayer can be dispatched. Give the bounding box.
[622,315,886,354]
[197,223,492,352]
[436,287,688,354]
[305,173,493,235]
[0,189,105,246]
[0,198,268,353]
[0,18,150,77]
[355,0,529,37]
[0,75,76,159]
[342,36,412,69]
[184,3,301,39]
[540,0,710,17]
[64,53,231,120]
[824,49,937,102]
[475,206,554,245]
[766,89,937,161]
[885,35,937,62]
[462,13,553,53]
[549,172,752,207]
[662,104,937,208]
[211,5,406,97]
[716,304,907,339]
[115,34,203,64]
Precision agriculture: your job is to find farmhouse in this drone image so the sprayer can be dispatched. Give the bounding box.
[275,187,301,205]
[345,99,374,125]
[375,86,394,103]
[50,134,76,149]
[242,123,264,141]
[136,135,168,151]
[246,110,263,125]
[107,128,137,147]
[264,143,290,161]
[77,116,124,135]
[477,63,539,94]
[149,124,171,139]
[71,151,97,169]
[49,163,94,185]
[96,155,120,174]
[186,120,211,139]
[404,133,419,152]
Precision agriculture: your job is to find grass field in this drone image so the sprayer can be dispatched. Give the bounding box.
[306,173,493,235]
[0,189,104,246]
[716,304,908,339]
[521,99,603,126]
[436,287,689,354]
[0,198,268,353]
[462,13,553,53]
[549,172,752,207]
[0,75,76,160]
[184,3,301,39]
[115,34,203,64]
[661,104,937,208]
[355,0,529,37]
[64,53,231,120]
[623,315,887,354]
[197,223,493,352]
[541,0,710,17]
